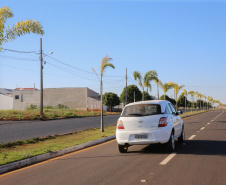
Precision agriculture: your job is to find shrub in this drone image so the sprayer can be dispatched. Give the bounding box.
[55,104,68,109]
[27,104,38,110]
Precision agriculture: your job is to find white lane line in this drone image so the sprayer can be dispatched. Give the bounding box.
[188,135,196,140]
[207,123,210,125]
[200,127,205,130]
[160,153,177,165]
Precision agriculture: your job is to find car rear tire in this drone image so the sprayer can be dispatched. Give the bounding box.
[178,126,185,144]
[165,132,175,152]
[118,144,128,153]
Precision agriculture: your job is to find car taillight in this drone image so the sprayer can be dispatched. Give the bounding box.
[117,120,124,129]
[158,117,168,127]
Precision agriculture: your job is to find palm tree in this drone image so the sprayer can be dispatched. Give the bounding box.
[153,78,162,100]
[159,82,174,100]
[188,91,195,112]
[203,95,207,110]
[99,55,115,132]
[0,6,44,50]
[172,83,185,111]
[181,89,188,113]
[212,99,216,109]
[208,96,212,109]
[195,92,200,110]
[133,70,158,101]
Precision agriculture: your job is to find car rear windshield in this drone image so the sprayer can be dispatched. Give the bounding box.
[121,104,161,117]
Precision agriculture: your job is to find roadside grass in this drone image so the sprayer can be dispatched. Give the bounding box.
[0,109,120,121]
[0,125,116,166]
[181,110,207,117]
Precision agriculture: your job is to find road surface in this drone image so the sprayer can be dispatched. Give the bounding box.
[0,110,225,185]
[0,115,120,143]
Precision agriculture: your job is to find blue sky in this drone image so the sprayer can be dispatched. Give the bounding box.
[0,0,226,104]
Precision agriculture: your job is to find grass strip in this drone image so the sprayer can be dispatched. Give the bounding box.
[0,109,120,121]
[0,125,116,166]
[181,110,207,117]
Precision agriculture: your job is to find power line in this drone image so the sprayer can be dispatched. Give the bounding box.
[2,48,39,54]
[0,54,39,61]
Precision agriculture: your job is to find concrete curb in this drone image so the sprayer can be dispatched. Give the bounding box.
[0,135,116,175]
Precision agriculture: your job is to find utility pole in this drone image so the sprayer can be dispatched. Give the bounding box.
[40,38,43,117]
[126,68,127,105]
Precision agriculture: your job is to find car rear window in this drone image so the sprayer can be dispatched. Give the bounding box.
[121,104,161,117]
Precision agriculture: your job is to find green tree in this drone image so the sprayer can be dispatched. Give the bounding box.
[143,91,154,100]
[177,94,190,108]
[133,70,158,101]
[0,6,44,50]
[120,84,142,104]
[160,95,176,105]
[103,92,120,112]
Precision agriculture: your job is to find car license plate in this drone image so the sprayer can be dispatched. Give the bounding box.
[135,135,148,139]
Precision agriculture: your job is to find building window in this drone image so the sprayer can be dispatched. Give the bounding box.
[15,95,19,99]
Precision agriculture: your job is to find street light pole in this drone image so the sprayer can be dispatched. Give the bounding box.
[40,38,43,117]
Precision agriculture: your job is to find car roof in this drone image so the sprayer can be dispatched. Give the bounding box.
[124,100,170,113]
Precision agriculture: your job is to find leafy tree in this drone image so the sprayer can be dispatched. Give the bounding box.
[196,100,204,109]
[120,84,142,104]
[160,95,176,105]
[177,94,190,108]
[143,91,154,100]
[103,92,120,112]
[133,70,158,101]
[0,6,44,50]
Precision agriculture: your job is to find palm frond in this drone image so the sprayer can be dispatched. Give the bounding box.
[0,6,13,24]
[99,55,114,75]
[5,19,44,42]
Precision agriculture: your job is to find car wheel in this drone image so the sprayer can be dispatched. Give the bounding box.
[118,144,128,153]
[178,126,185,144]
[165,132,175,152]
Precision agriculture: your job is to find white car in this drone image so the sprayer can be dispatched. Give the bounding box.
[116,100,184,153]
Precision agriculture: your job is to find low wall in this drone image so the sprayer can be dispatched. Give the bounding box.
[0,94,13,110]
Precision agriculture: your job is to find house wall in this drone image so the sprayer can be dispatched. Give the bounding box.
[0,94,13,110]
[10,88,101,110]
[44,88,87,109]
[87,88,99,98]
[12,90,40,110]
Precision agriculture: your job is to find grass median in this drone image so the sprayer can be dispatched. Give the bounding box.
[0,125,116,166]
[0,109,120,121]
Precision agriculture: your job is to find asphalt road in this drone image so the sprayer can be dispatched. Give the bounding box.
[0,115,120,143]
[0,110,225,185]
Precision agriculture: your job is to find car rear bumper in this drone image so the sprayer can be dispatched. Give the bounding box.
[116,128,171,145]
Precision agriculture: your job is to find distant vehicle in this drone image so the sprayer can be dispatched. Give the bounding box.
[116,100,184,153]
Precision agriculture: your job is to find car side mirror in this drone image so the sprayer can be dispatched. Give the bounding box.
[177,110,183,115]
